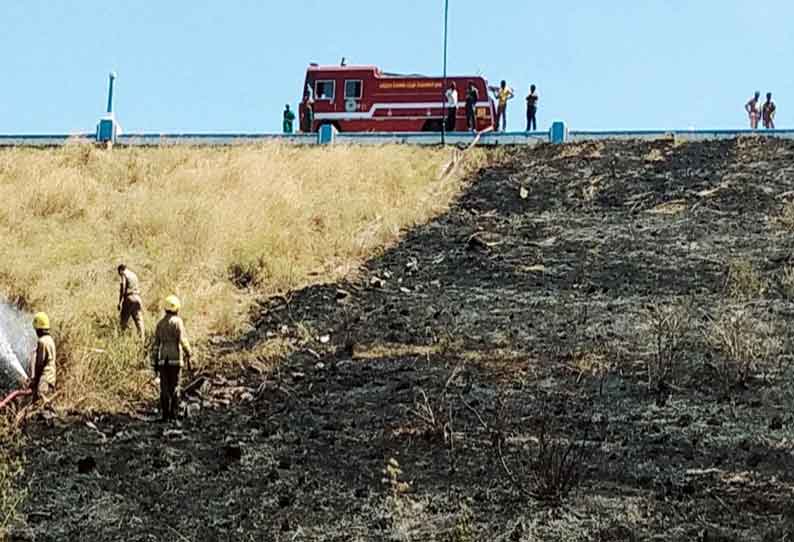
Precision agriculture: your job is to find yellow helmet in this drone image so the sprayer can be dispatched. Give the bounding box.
[164,295,181,313]
[32,312,50,330]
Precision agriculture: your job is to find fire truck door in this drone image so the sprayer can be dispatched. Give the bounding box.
[315,80,337,111]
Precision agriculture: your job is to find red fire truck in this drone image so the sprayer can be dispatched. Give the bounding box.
[298,64,495,133]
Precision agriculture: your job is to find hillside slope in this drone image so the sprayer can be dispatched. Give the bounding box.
[13,137,794,541]
[0,143,474,412]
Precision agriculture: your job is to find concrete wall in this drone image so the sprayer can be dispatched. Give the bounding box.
[336,131,548,146]
[0,134,93,147]
[115,133,316,146]
[3,129,794,147]
[568,129,794,143]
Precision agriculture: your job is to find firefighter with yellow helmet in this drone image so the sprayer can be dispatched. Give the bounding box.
[30,312,56,401]
[150,295,192,421]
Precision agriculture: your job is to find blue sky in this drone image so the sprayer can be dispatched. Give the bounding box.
[1,0,791,134]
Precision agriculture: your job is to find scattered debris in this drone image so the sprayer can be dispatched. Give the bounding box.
[186,403,201,418]
[465,234,490,252]
[183,376,210,397]
[335,289,350,301]
[222,444,242,463]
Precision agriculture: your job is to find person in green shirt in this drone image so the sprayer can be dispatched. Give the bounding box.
[283,104,296,133]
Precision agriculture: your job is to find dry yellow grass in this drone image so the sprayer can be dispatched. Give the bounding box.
[724,258,766,300]
[777,200,794,231]
[0,142,487,412]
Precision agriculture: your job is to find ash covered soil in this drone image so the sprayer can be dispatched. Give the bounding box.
[13,138,794,541]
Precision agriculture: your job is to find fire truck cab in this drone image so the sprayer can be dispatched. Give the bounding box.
[299,64,495,133]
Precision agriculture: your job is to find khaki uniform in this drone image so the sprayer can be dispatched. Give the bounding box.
[33,334,56,399]
[119,269,145,339]
[151,313,192,420]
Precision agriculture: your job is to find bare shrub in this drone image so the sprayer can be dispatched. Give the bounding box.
[645,302,690,392]
[564,300,590,359]
[570,339,614,396]
[705,308,782,390]
[408,366,465,447]
[410,389,452,441]
[495,412,598,504]
[551,298,592,368]
[778,265,794,300]
[724,258,766,300]
[430,313,466,358]
[552,299,616,395]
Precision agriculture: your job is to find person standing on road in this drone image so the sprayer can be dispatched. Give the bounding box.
[762,93,776,130]
[445,82,458,132]
[29,312,56,402]
[526,84,539,131]
[492,80,514,131]
[151,295,192,422]
[302,84,315,133]
[117,264,144,341]
[283,104,296,134]
[746,91,761,130]
[465,81,479,132]
[304,99,314,133]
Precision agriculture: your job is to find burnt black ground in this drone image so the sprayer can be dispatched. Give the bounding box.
[11,137,794,541]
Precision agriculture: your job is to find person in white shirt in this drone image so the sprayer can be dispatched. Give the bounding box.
[445,82,459,132]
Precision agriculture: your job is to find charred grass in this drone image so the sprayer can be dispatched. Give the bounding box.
[14,137,794,541]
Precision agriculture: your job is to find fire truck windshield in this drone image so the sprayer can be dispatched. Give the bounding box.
[316,81,335,100]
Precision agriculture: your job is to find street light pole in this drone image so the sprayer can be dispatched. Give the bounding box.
[441,0,449,145]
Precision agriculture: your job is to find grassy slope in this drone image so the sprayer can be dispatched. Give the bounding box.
[0,143,485,412]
